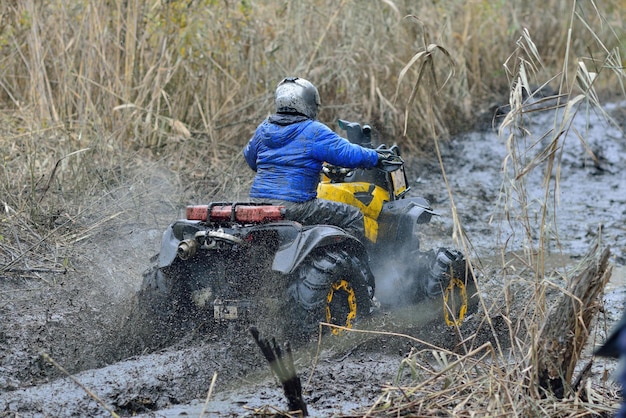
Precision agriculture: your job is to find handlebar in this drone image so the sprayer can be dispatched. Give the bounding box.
[377,155,403,172]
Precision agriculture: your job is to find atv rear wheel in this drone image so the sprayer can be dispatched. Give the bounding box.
[287,248,374,339]
[123,263,201,352]
[121,265,180,353]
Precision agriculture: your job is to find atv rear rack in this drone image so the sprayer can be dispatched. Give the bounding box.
[186,202,285,223]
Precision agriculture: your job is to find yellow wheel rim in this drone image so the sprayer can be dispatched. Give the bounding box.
[326,279,357,335]
[443,276,468,327]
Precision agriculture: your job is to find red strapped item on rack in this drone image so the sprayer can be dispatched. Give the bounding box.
[186,205,285,223]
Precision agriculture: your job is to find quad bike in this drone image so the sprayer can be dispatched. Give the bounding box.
[132,119,477,346]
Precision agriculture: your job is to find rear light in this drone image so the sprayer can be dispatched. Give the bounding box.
[186,204,285,223]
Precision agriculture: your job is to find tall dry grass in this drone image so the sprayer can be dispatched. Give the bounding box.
[0,0,623,162]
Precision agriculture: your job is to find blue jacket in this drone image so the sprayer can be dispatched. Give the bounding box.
[244,114,379,202]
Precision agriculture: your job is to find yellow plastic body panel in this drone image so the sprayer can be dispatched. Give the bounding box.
[317,182,389,242]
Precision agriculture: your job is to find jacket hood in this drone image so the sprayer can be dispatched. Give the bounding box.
[268,112,309,125]
[259,113,311,148]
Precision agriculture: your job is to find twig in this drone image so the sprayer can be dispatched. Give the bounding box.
[2,267,66,274]
[199,372,218,418]
[40,352,120,418]
[38,148,91,203]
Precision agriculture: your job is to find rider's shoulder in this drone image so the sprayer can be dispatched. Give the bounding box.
[304,119,338,136]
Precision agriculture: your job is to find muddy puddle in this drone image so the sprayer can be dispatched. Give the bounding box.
[1,100,624,417]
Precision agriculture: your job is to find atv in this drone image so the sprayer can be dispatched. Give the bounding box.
[132,119,476,346]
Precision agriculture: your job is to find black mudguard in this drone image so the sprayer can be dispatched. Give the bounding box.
[377,197,437,246]
[271,224,365,274]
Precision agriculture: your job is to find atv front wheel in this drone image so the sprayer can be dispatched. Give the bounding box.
[287,248,374,338]
[423,248,478,325]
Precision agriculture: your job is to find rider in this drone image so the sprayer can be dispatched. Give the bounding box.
[243,77,389,241]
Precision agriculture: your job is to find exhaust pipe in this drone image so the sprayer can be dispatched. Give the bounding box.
[177,239,198,260]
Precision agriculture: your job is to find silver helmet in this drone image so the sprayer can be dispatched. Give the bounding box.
[274,77,321,119]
